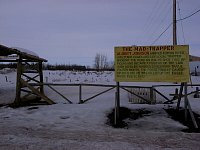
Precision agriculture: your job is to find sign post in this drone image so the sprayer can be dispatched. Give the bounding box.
[115,82,120,126]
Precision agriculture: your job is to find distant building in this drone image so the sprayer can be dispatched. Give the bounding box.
[189,55,200,62]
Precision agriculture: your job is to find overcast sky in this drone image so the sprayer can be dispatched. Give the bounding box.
[0,0,200,66]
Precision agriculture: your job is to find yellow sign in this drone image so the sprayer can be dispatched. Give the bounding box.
[115,45,189,82]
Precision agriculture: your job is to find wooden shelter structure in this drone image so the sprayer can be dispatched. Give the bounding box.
[0,44,55,107]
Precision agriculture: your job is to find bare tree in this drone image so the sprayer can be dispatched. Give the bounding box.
[94,53,108,71]
[100,54,108,69]
[94,53,100,71]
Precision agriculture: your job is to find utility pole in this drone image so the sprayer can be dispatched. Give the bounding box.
[173,0,185,115]
[174,0,183,112]
[173,0,177,45]
[173,0,188,121]
[173,0,197,128]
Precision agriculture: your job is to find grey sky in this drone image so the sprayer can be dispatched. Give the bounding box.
[0,0,200,66]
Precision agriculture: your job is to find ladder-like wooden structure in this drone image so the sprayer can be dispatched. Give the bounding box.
[0,44,55,107]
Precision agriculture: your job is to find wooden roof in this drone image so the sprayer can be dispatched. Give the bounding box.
[0,44,47,62]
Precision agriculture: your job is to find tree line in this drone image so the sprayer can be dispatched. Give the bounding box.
[0,53,114,71]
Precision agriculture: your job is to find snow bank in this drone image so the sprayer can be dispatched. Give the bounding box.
[0,70,200,149]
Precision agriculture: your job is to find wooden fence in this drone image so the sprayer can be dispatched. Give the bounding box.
[30,83,200,104]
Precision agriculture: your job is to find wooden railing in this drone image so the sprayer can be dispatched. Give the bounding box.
[29,83,200,104]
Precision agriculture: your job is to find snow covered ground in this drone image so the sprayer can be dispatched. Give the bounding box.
[0,69,200,149]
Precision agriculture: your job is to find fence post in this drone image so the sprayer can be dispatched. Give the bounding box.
[5,76,8,82]
[115,82,120,126]
[184,82,188,121]
[194,87,200,98]
[150,87,155,104]
[79,84,83,104]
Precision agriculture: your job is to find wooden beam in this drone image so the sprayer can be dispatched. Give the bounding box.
[154,88,171,102]
[21,79,55,104]
[21,87,40,100]
[14,57,22,106]
[82,87,115,103]
[39,62,44,94]
[21,89,34,94]
[22,73,40,83]
[176,83,184,110]
[121,87,151,104]
[24,61,40,72]
[47,85,73,104]
[26,74,40,83]
[186,98,198,128]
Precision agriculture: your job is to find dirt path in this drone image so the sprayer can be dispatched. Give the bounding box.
[1,124,200,150]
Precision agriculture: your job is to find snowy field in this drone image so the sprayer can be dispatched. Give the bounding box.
[1,69,200,149]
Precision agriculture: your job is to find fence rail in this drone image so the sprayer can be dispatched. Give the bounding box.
[29,83,200,104]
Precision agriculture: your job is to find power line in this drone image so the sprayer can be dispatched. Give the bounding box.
[146,1,171,40]
[151,23,172,45]
[149,2,172,44]
[143,0,160,30]
[138,0,161,44]
[177,8,200,22]
[151,7,200,45]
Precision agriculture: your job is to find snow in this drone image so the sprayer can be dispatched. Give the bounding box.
[1,70,200,149]
[190,61,200,73]
[12,47,39,57]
